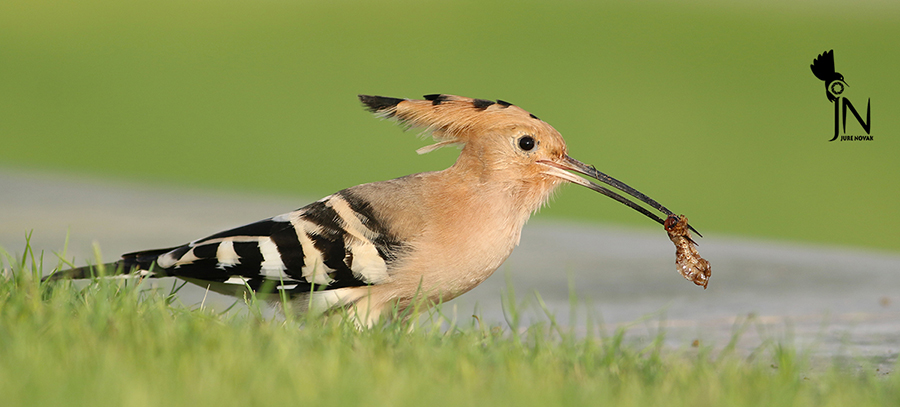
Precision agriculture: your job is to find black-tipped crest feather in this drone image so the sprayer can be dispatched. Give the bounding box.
[471,99,495,110]
[358,95,404,114]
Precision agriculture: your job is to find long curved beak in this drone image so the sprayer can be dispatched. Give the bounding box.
[540,155,701,237]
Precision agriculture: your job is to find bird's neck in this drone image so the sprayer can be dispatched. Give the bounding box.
[446,152,559,217]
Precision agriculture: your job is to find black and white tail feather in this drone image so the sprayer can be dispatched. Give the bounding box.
[47,189,406,312]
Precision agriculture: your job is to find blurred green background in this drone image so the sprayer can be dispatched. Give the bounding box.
[1,0,898,251]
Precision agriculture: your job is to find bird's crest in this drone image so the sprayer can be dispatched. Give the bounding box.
[810,50,836,82]
[359,94,547,155]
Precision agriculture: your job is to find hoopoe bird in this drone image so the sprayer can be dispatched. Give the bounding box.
[49,94,696,326]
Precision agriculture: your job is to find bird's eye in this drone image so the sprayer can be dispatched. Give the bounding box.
[518,135,536,151]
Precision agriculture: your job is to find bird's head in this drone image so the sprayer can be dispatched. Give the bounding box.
[359,94,697,233]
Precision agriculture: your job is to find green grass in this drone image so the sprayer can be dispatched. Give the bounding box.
[1,0,898,251]
[2,242,898,407]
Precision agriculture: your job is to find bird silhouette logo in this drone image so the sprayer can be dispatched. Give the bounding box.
[810,50,847,103]
[810,50,871,141]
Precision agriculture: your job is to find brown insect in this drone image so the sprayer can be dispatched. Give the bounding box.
[664,214,711,288]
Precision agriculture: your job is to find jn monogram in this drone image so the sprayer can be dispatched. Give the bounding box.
[810,50,872,141]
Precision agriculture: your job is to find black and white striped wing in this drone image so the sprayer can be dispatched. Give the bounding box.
[129,191,404,296]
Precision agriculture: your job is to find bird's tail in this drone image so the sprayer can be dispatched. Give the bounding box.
[43,247,175,282]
